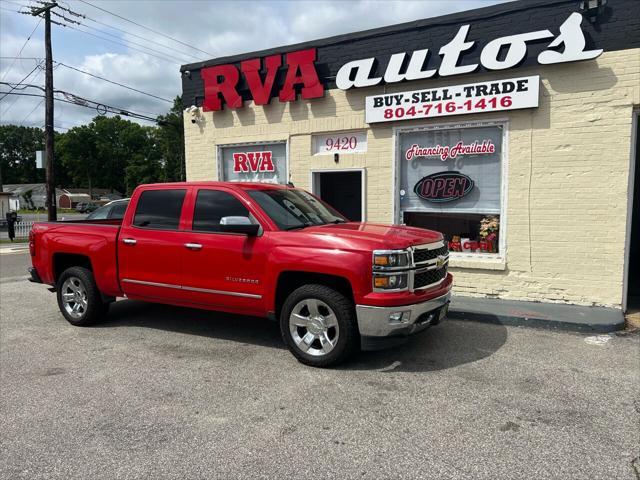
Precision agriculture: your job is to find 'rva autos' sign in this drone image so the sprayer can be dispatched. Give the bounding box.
[414,171,474,203]
[200,12,600,111]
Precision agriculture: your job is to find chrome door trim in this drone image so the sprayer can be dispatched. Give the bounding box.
[182,285,262,299]
[121,278,262,299]
[121,278,181,290]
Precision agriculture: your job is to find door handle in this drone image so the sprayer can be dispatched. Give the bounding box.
[184,243,202,251]
[122,238,137,245]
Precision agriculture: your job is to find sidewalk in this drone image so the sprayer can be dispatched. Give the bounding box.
[0,244,29,255]
[448,295,626,333]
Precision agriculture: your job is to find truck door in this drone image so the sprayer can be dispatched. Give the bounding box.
[179,187,269,315]
[118,188,189,302]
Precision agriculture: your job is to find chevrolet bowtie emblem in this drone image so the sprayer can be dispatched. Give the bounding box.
[436,255,446,268]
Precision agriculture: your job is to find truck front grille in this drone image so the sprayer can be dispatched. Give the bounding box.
[413,244,448,264]
[413,266,448,290]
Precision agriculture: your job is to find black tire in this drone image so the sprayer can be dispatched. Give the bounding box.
[280,284,359,368]
[56,266,109,326]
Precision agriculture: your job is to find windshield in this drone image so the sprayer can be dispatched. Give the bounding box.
[86,204,110,220]
[247,188,347,230]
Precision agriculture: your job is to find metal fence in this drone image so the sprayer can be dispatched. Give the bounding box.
[13,221,34,239]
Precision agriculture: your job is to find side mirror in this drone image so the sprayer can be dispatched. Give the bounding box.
[219,216,260,236]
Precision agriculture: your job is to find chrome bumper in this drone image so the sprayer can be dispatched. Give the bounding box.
[356,291,451,337]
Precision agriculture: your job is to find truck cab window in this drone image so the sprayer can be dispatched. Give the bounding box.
[192,189,251,232]
[133,190,186,229]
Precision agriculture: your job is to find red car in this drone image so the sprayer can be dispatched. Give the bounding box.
[28,182,452,367]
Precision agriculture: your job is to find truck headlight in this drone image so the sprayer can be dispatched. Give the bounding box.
[373,272,408,291]
[373,250,410,268]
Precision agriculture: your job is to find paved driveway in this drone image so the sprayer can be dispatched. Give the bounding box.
[1,253,639,479]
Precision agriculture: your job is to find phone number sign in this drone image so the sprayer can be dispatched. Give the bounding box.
[365,75,539,123]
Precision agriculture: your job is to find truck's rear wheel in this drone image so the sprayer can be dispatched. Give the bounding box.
[280,284,358,367]
[56,267,109,326]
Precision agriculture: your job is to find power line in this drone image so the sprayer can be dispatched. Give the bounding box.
[76,0,213,58]
[50,10,193,64]
[0,90,162,123]
[55,62,173,103]
[49,19,183,65]
[21,98,44,123]
[2,82,165,118]
[56,3,203,62]
[0,17,42,82]
[1,56,172,105]
[0,64,41,100]
[0,68,42,117]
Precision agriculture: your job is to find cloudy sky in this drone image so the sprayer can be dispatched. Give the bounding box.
[0,0,508,131]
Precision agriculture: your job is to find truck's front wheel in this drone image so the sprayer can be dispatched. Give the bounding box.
[56,267,109,326]
[280,284,359,367]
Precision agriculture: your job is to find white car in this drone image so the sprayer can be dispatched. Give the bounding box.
[86,199,130,220]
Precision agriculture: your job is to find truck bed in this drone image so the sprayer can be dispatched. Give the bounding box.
[30,220,123,297]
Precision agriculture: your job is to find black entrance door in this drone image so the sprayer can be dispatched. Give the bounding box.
[316,171,362,222]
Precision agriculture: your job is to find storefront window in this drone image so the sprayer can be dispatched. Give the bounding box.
[398,123,504,255]
[219,142,287,183]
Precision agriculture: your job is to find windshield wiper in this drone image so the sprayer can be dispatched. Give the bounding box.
[327,218,347,224]
[282,222,314,231]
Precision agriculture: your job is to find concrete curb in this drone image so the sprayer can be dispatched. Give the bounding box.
[448,295,626,334]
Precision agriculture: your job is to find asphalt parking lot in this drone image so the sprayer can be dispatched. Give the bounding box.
[1,252,639,479]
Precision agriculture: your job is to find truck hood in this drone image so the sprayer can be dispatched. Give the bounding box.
[302,222,443,250]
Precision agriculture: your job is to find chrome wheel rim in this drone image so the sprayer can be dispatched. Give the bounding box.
[289,298,339,357]
[61,277,88,319]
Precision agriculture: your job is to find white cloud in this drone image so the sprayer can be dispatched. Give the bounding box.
[0,0,509,129]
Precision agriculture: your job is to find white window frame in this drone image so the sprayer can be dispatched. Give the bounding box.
[392,118,509,261]
[309,168,367,222]
[216,140,289,183]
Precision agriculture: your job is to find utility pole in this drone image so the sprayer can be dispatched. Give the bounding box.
[31,2,57,221]
[0,142,4,192]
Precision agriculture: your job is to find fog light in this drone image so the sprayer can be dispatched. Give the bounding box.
[389,311,411,323]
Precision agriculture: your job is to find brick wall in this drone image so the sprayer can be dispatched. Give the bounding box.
[184,49,640,308]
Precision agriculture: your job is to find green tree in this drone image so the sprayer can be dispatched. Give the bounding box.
[56,125,100,196]
[0,125,45,185]
[57,115,164,195]
[155,96,185,182]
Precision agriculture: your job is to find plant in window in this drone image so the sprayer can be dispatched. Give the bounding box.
[479,215,499,253]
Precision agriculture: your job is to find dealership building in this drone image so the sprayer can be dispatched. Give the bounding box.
[181,0,640,313]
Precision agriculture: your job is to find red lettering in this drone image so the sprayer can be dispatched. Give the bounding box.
[247,152,261,172]
[233,151,275,173]
[444,178,455,197]
[241,55,281,106]
[421,179,434,197]
[201,65,243,111]
[233,153,248,172]
[260,151,275,172]
[433,178,446,196]
[279,48,324,102]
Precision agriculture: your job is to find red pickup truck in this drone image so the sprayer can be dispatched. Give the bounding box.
[29,182,452,367]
